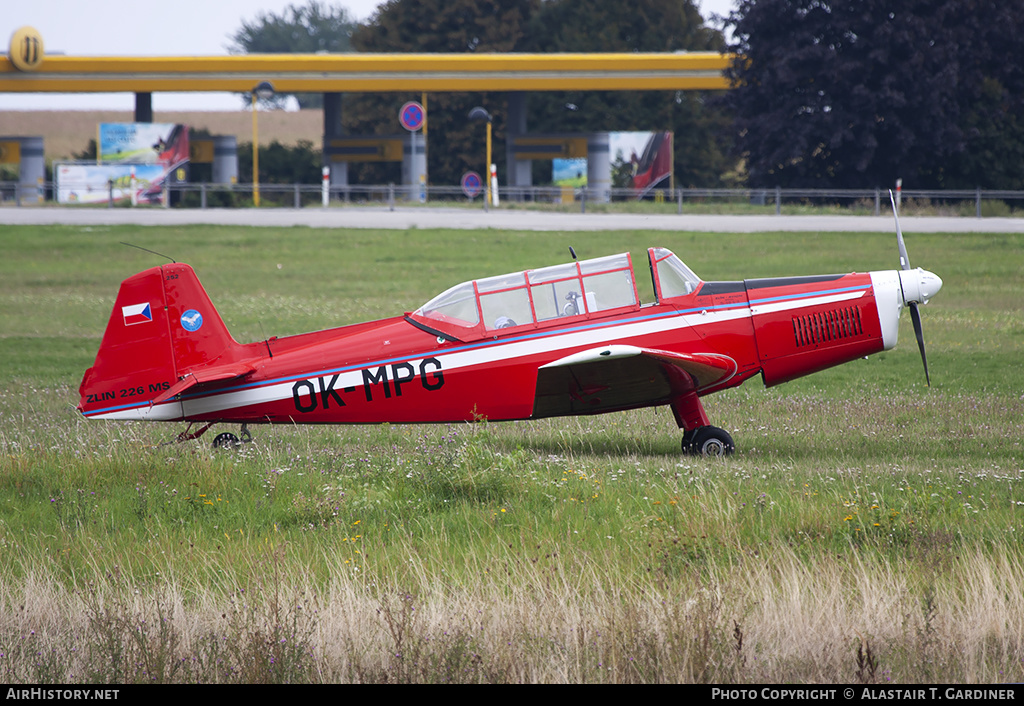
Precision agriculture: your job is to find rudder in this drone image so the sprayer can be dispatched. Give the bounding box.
[78,264,244,418]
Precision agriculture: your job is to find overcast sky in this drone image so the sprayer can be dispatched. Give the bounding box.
[3,0,736,111]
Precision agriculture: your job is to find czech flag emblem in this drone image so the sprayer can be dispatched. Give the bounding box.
[122,302,153,326]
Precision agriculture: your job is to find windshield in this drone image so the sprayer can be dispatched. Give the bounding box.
[650,247,701,299]
[415,281,479,327]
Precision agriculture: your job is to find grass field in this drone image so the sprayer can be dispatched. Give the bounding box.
[1,224,1022,683]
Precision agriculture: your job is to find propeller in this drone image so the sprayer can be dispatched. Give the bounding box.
[889,190,934,386]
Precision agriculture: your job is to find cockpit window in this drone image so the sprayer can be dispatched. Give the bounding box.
[580,254,637,313]
[650,247,702,299]
[527,261,584,321]
[412,252,641,336]
[477,272,532,330]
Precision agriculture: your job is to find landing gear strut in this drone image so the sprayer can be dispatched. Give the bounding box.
[168,422,253,449]
[671,390,735,457]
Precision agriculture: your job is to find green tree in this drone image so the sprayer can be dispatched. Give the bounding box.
[937,79,1024,190]
[919,4,1024,189]
[238,140,322,185]
[228,1,358,109]
[345,0,731,188]
[343,0,537,186]
[519,0,733,188]
[722,0,1024,189]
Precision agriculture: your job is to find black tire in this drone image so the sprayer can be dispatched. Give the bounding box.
[680,428,698,455]
[691,426,735,457]
[212,432,241,449]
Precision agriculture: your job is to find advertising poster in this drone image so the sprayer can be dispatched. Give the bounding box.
[98,123,189,166]
[551,132,674,196]
[552,158,587,187]
[627,131,673,196]
[55,163,166,205]
[96,123,190,202]
[609,131,674,197]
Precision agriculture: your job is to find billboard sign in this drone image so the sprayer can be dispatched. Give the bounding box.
[551,132,674,196]
[98,123,189,165]
[625,131,673,196]
[552,158,587,187]
[55,163,166,205]
[89,123,190,204]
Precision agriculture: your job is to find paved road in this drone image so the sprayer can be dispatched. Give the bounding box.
[2,205,1022,233]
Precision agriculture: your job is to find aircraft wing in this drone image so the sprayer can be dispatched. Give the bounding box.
[532,345,737,418]
[152,361,257,405]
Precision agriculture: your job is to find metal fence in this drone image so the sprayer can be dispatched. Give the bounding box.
[3,179,1024,218]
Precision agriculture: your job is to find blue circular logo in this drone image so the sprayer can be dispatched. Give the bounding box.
[180,309,203,332]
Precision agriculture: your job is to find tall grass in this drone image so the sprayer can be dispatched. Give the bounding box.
[0,225,1022,682]
[2,396,1023,683]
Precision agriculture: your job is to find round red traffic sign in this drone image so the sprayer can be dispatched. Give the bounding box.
[399,101,425,132]
[461,171,483,198]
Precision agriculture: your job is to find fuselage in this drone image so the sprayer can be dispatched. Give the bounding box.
[81,263,899,426]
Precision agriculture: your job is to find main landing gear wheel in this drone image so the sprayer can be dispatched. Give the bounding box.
[682,426,735,457]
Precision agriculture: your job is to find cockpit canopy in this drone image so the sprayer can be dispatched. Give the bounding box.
[410,248,702,340]
[649,246,702,298]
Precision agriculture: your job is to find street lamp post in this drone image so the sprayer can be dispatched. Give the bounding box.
[468,106,493,208]
[251,81,275,207]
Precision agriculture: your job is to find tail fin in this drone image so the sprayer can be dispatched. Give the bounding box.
[78,264,247,418]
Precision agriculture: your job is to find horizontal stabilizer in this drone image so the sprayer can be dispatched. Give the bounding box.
[152,361,256,405]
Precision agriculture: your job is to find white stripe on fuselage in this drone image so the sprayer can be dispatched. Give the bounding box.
[749,288,866,316]
[88,287,869,421]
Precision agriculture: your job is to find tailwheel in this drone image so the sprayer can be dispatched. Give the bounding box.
[212,424,252,450]
[212,432,241,449]
[683,426,735,457]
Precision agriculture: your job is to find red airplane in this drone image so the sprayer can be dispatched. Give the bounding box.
[77,206,941,456]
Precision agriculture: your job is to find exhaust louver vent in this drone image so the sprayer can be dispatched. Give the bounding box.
[793,307,863,347]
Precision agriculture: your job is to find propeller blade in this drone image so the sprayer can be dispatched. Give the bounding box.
[891,191,934,386]
[889,190,911,271]
[909,302,930,387]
